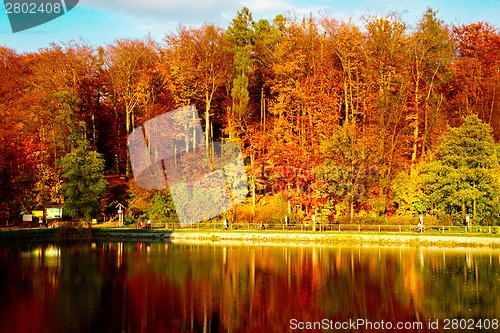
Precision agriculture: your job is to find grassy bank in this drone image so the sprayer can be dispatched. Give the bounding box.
[0,228,58,243]
[167,230,500,248]
[2,227,500,248]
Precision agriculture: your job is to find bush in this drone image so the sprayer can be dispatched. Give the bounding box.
[55,222,92,239]
[233,195,289,225]
[387,215,418,226]
[388,214,443,226]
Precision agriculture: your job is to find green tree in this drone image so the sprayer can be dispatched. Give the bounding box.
[226,7,254,139]
[59,139,108,221]
[145,191,177,228]
[422,115,500,224]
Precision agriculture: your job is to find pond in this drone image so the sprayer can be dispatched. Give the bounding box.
[0,241,499,332]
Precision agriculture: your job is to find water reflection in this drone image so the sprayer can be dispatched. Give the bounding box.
[0,243,499,332]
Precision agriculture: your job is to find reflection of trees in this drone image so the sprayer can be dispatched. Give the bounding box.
[0,245,60,333]
[55,244,104,333]
[311,248,426,330]
[1,243,499,332]
[98,244,500,332]
[419,250,500,320]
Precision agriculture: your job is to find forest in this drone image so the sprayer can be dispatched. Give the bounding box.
[0,7,499,226]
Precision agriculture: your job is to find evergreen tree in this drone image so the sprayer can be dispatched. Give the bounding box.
[59,139,108,221]
[226,7,254,138]
[422,115,500,224]
[145,191,177,228]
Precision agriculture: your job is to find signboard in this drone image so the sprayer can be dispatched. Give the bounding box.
[116,203,125,226]
[46,207,62,220]
[23,214,33,222]
[32,211,44,218]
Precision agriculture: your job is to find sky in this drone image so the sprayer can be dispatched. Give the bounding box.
[1,0,499,53]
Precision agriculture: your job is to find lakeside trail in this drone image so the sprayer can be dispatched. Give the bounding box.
[90,228,500,248]
[2,228,500,248]
[165,231,500,248]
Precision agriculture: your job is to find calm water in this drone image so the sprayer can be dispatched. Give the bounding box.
[0,241,499,333]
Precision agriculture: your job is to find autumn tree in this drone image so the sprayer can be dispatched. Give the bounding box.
[161,24,232,149]
[104,38,160,180]
[250,16,283,130]
[259,16,340,220]
[392,164,429,216]
[323,18,365,125]
[24,44,103,157]
[8,45,103,215]
[409,8,454,161]
[451,22,500,139]
[318,123,379,221]
[239,15,283,213]
[363,14,411,204]
[0,47,29,223]
[391,9,454,219]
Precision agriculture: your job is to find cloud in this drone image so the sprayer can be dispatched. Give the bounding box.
[79,0,329,30]
[242,0,294,15]
[77,0,330,39]
[243,0,329,20]
[81,0,242,26]
[77,0,402,40]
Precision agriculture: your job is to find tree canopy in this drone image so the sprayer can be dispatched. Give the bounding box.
[1,7,499,225]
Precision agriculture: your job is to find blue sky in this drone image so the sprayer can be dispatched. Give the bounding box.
[1,0,499,53]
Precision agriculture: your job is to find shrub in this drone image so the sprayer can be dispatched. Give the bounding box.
[55,222,92,239]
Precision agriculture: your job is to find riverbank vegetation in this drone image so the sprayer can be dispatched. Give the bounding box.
[1,7,499,227]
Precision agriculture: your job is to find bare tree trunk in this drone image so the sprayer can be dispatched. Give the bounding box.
[411,76,420,163]
[205,91,210,156]
[125,107,131,181]
[473,181,477,221]
[250,153,256,216]
[260,87,266,132]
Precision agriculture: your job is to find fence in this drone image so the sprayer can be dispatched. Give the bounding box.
[164,222,499,235]
[19,220,498,235]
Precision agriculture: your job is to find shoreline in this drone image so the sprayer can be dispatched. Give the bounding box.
[166,231,500,248]
[2,228,500,248]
